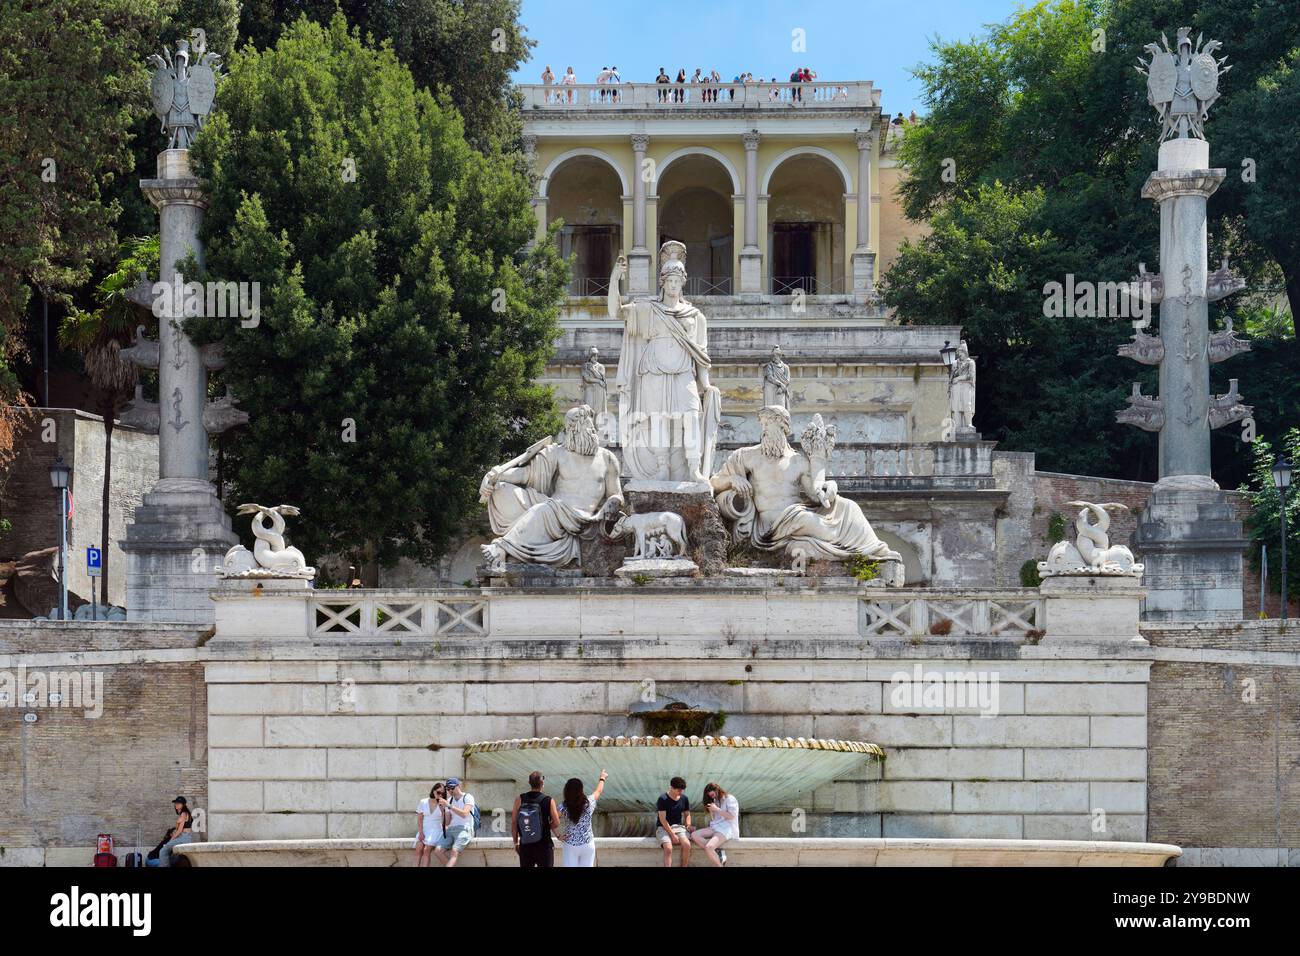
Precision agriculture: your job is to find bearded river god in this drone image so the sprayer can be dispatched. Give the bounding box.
[710,405,902,574]
[608,241,721,485]
[479,405,624,571]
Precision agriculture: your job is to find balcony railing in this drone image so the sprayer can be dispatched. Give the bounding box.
[523,81,878,111]
[569,276,734,297]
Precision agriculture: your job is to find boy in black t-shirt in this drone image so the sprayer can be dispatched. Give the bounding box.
[655,776,692,867]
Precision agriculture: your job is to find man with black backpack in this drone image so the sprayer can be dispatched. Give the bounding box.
[512,770,561,868]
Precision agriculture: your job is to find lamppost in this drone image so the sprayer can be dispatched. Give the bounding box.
[49,456,70,621]
[940,340,957,370]
[1272,457,1292,622]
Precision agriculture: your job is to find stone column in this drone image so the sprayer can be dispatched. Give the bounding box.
[627,133,652,294]
[121,149,240,624]
[1128,138,1245,621]
[850,128,877,300]
[739,130,762,294]
[522,134,544,248]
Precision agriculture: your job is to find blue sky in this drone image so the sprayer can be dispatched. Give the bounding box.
[512,0,1031,117]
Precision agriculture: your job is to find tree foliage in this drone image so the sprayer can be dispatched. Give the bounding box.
[189,15,565,568]
[237,0,533,151]
[0,0,162,428]
[1243,428,1300,604]
[885,0,1299,484]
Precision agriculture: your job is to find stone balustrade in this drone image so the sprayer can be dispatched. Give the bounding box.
[521,81,878,111]
[211,579,1140,644]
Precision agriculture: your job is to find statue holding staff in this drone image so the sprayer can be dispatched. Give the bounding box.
[608,241,721,483]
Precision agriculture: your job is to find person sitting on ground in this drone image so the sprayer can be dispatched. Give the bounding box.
[558,770,607,867]
[656,776,692,867]
[691,781,739,866]
[513,771,561,868]
[434,777,476,867]
[414,782,449,867]
[146,796,193,867]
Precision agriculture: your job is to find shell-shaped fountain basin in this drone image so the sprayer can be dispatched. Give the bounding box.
[464,735,884,811]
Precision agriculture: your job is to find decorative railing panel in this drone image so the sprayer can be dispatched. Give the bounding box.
[311,593,488,638]
[859,592,1043,638]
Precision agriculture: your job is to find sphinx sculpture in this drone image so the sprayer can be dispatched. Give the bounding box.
[479,405,624,571]
[1038,502,1143,577]
[221,504,315,578]
[710,406,902,576]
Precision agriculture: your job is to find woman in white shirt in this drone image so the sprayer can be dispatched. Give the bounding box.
[690,781,739,866]
[558,770,607,867]
[413,782,449,867]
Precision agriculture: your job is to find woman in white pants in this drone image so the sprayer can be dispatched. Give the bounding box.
[558,770,607,866]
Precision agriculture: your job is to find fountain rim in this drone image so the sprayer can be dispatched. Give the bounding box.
[464,735,885,757]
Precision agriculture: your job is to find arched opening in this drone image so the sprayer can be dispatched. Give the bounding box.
[656,154,734,295]
[767,154,846,294]
[876,530,924,586]
[546,156,624,295]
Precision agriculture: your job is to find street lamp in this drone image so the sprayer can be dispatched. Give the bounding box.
[48,456,70,621]
[1273,457,1292,622]
[940,340,957,369]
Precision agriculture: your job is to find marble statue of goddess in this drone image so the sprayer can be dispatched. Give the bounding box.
[608,241,721,483]
[948,340,976,434]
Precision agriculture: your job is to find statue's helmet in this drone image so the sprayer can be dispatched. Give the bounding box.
[175,38,191,68]
[658,240,688,285]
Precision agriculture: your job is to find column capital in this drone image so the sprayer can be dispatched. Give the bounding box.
[742,129,761,151]
[630,133,650,152]
[855,128,876,151]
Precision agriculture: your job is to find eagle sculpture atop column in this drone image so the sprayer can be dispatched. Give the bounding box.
[147,37,221,149]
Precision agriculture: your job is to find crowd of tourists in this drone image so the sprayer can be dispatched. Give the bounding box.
[538,64,840,103]
[412,772,740,868]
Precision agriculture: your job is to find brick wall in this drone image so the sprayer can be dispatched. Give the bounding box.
[1144,621,1300,848]
[0,622,207,862]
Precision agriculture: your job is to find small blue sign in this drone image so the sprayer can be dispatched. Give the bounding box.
[87,546,102,576]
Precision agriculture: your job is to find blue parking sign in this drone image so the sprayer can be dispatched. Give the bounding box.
[87,546,102,577]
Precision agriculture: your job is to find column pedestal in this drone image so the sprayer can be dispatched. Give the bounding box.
[123,485,238,624]
[1132,477,1246,621]
[852,250,877,300]
[626,250,652,295]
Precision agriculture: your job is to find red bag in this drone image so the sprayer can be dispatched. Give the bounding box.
[93,852,118,867]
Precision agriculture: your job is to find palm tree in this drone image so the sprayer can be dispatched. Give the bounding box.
[61,237,158,605]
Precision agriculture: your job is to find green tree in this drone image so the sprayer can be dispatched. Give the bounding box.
[0,0,162,434]
[1243,428,1300,610]
[61,237,159,603]
[189,14,565,569]
[237,0,533,151]
[886,0,1298,483]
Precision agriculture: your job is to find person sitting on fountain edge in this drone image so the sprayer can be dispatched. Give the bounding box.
[656,776,693,867]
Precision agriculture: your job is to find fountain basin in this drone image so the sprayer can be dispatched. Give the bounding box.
[176,837,1181,867]
[464,735,884,811]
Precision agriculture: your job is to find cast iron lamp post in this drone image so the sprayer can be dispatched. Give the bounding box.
[1272,457,1292,622]
[48,456,71,621]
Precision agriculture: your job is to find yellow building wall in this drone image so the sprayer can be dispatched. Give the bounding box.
[531,136,883,285]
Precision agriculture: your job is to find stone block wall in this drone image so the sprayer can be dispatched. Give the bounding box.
[201,593,1151,844]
